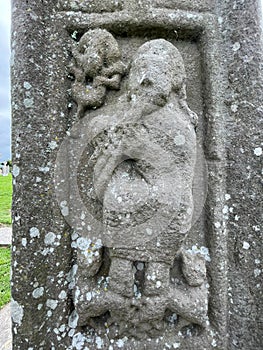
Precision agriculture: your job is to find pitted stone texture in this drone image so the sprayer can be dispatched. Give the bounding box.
[59,0,215,12]
[69,29,125,118]
[71,39,208,339]
[59,0,124,12]
[218,1,263,349]
[11,0,262,349]
[152,0,215,12]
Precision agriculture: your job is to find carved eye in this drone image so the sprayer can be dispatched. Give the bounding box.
[140,77,153,87]
[154,93,168,107]
[85,76,93,85]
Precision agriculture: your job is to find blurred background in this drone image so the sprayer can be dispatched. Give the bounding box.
[0,1,11,165]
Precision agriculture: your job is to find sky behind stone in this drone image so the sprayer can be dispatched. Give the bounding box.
[0,1,262,163]
[0,0,11,163]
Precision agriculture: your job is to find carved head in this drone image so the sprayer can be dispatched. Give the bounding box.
[77,29,123,77]
[128,39,186,106]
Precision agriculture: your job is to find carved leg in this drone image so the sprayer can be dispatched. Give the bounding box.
[144,261,171,296]
[167,284,209,327]
[108,255,134,298]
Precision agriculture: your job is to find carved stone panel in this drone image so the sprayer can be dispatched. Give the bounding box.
[11,0,263,349]
[72,36,206,333]
[54,29,211,348]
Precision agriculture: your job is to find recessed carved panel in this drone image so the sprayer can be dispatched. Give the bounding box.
[55,28,213,348]
[74,37,206,334]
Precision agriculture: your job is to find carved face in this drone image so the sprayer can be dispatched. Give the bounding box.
[77,28,123,78]
[128,54,174,107]
[81,46,104,77]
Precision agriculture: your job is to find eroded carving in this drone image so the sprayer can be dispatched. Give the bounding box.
[73,39,208,340]
[69,29,125,118]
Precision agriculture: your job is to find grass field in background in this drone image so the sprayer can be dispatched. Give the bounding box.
[0,247,11,308]
[0,173,12,225]
[0,173,12,307]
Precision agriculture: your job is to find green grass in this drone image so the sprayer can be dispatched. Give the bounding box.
[0,174,12,307]
[0,247,11,308]
[0,173,12,225]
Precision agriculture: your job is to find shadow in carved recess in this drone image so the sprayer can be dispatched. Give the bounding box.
[71,30,209,339]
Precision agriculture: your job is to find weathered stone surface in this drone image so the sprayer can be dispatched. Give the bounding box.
[152,0,215,12]
[59,0,124,13]
[217,2,263,349]
[11,0,262,349]
[69,28,125,117]
[63,38,208,338]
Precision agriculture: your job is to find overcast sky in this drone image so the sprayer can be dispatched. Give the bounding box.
[0,1,11,163]
[0,2,262,163]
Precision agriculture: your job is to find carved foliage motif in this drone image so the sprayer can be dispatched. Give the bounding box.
[69,31,208,340]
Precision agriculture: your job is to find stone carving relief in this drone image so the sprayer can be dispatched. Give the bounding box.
[68,31,208,341]
[69,29,125,118]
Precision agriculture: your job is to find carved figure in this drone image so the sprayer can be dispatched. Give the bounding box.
[74,39,208,338]
[69,29,125,118]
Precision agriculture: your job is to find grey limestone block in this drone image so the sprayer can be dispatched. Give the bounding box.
[11,0,262,349]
